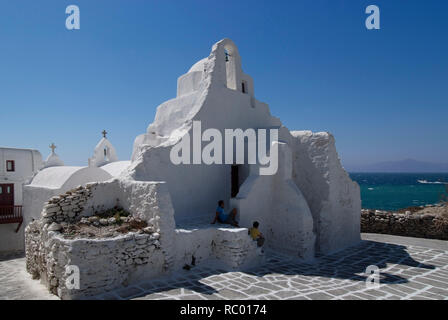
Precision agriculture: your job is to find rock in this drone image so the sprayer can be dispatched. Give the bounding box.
[99,219,108,226]
[42,218,53,225]
[50,277,58,286]
[44,205,60,214]
[43,211,56,218]
[80,217,90,225]
[48,223,62,232]
[61,205,73,212]
[151,232,160,240]
[143,226,154,233]
[88,216,99,223]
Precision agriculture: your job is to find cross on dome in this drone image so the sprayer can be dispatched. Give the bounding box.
[49,143,56,153]
[102,130,108,138]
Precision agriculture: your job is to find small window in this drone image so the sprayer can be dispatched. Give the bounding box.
[6,160,15,172]
[242,81,247,94]
[0,186,2,194]
[7,186,11,193]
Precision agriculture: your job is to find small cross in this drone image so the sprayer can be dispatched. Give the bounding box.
[49,143,56,153]
[102,130,107,138]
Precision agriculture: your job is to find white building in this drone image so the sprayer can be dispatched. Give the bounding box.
[0,134,130,254]
[0,147,42,253]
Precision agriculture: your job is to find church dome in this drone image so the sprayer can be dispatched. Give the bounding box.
[43,143,64,169]
[188,58,207,73]
[43,152,64,168]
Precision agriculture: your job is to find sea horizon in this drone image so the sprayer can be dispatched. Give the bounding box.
[348,172,448,211]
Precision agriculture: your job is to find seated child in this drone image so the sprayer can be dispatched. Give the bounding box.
[211,200,239,227]
[249,221,265,248]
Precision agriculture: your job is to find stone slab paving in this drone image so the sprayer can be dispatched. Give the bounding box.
[0,252,58,300]
[0,234,447,300]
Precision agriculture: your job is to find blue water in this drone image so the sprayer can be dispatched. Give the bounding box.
[349,173,448,211]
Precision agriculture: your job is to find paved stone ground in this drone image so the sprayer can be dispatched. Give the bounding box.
[0,252,58,300]
[1,234,447,300]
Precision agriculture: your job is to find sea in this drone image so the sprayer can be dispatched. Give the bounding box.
[349,173,448,211]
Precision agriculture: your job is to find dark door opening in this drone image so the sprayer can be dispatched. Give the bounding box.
[231,165,239,198]
[0,184,14,206]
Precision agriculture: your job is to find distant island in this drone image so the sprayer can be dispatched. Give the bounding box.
[346,159,448,173]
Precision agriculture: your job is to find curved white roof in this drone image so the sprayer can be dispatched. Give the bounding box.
[188,58,207,73]
[30,166,85,189]
[30,166,112,190]
[100,161,131,177]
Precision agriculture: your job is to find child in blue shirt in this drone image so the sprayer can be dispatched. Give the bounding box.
[211,200,239,227]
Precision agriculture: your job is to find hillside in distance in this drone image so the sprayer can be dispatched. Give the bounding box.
[347,159,448,173]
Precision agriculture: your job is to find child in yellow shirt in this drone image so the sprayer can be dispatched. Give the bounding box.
[249,221,265,249]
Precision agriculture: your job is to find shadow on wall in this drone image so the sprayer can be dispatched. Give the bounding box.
[101,239,435,299]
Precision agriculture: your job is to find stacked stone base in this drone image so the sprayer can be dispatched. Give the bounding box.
[26,220,164,299]
[25,179,176,299]
[361,209,448,240]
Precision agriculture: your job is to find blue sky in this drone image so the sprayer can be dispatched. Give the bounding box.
[0,0,447,169]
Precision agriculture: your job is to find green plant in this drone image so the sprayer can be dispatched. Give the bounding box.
[96,207,130,219]
[114,213,122,225]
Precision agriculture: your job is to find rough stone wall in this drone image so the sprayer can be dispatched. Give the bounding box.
[361,209,448,240]
[25,179,175,299]
[40,184,93,225]
[26,221,163,299]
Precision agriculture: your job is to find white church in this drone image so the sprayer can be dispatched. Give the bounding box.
[0,132,130,253]
[4,40,361,296]
[17,39,363,298]
[124,38,361,259]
